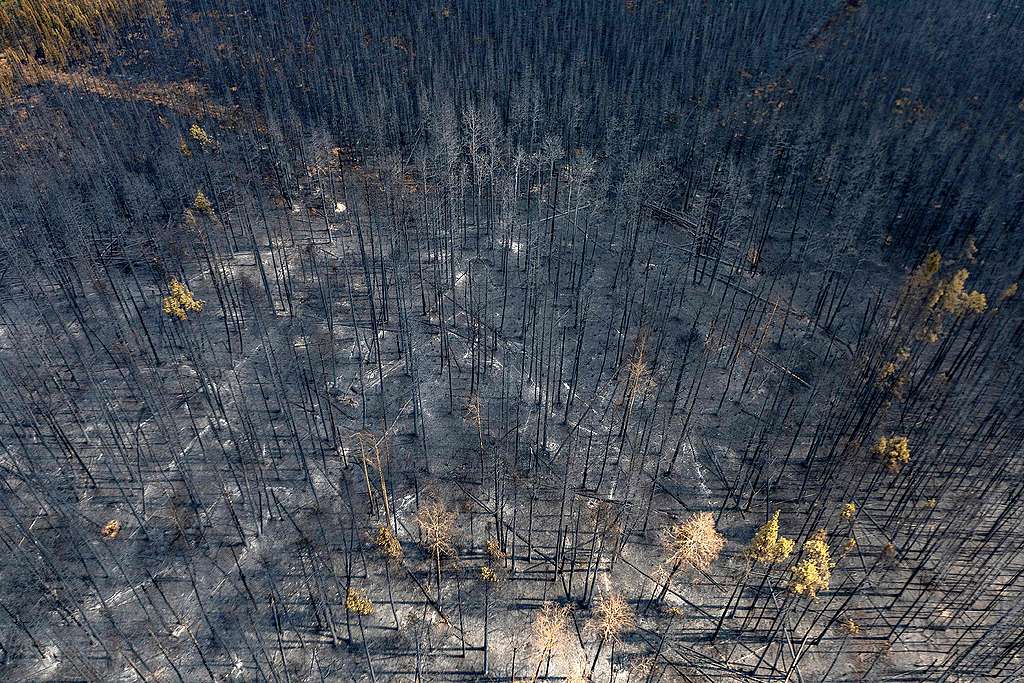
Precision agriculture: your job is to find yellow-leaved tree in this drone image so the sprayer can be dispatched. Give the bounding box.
[193,189,214,215]
[746,510,795,565]
[874,435,911,474]
[789,529,834,599]
[162,278,204,320]
[189,122,214,148]
[906,249,990,342]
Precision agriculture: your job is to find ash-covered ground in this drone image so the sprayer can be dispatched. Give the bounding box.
[2,2,1024,681]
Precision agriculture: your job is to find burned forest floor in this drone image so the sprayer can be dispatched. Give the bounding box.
[2,106,1023,683]
[3,3,1024,680]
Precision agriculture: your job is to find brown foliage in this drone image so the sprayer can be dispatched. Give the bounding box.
[416,498,457,558]
[530,601,571,657]
[664,511,726,573]
[346,588,374,616]
[375,525,402,559]
[100,519,121,539]
[587,593,634,644]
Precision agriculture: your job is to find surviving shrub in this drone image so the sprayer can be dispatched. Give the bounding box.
[101,519,121,539]
[485,536,507,562]
[908,250,942,292]
[939,269,987,315]
[162,277,204,320]
[839,502,857,522]
[346,588,375,616]
[747,510,795,565]
[193,189,214,214]
[874,435,911,474]
[789,529,834,599]
[375,525,402,559]
[907,251,989,342]
[189,122,214,148]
